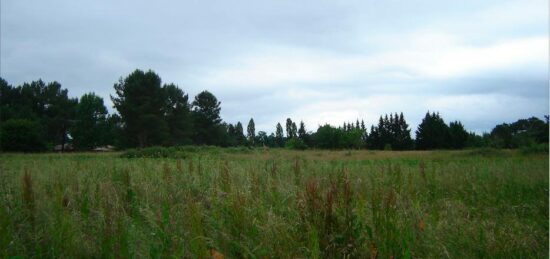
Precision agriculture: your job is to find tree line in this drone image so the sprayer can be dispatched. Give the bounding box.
[1,69,548,152]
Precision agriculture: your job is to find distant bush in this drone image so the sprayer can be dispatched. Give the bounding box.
[285,138,307,150]
[225,146,253,154]
[121,146,187,158]
[520,143,549,155]
[0,119,46,152]
[120,145,254,158]
[464,147,505,157]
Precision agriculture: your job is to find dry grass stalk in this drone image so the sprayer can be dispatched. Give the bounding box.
[188,159,194,174]
[210,248,224,259]
[176,159,183,173]
[221,161,231,193]
[270,160,277,177]
[305,178,320,217]
[418,219,425,232]
[369,243,378,259]
[384,189,396,210]
[324,183,336,232]
[419,161,427,184]
[62,192,70,208]
[197,157,202,174]
[163,163,172,183]
[22,169,35,225]
[293,157,301,177]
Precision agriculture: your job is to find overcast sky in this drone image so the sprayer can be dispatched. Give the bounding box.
[1,0,548,134]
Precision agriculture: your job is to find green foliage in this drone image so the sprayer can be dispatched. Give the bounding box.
[314,124,342,149]
[255,131,269,147]
[0,119,46,152]
[285,118,297,139]
[192,90,223,145]
[464,147,506,157]
[111,69,168,147]
[120,145,253,158]
[367,113,413,150]
[520,143,549,155]
[275,123,285,147]
[247,118,255,145]
[284,138,307,150]
[1,75,548,152]
[121,146,179,158]
[235,122,246,146]
[490,117,549,149]
[72,93,109,150]
[314,124,363,149]
[1,78,78,149]
[164,83,193,146]
[466,132,490,148]
[415,112,451,150]
[449,121,468,149]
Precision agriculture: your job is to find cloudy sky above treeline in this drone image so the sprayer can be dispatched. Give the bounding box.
[1,0,548,134]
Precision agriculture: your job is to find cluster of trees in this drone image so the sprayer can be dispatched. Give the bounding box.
[488,117,549,148]
[0,78,118,151]
[366,113,413,150]
[1,69,548,152]
[415,112,469,150]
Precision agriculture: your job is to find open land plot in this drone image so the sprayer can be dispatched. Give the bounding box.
[1,149,548,258]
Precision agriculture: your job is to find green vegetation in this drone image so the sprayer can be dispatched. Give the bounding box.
[2,74,548,152]
[1,149,547,258]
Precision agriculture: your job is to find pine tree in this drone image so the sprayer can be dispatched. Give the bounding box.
[192,90,223,145]
[235,122,245,145]
[449,121,468,149]
[367,125,378,149]
[164,84,193,145]
[73,93,108,150]
[227,123,237,146]
[416,112,450,150]
[395,112,413,150]
[112,69,168,147]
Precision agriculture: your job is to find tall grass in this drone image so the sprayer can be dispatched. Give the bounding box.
[0,149,547,258]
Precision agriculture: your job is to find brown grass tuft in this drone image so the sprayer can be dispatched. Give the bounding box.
[22,169,35,225]
[419,161,427,184]
[176,159,183,173]
[188,159,194,174]
[270,160,277,177]
[210,248,225,259]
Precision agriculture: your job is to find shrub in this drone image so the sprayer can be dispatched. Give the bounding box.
[121,146,186,158]
[120,145,250,158]
[520,143,549,155]
[285,138,307,150]
[0,119,46,152]
[464,147,505,157]
[225,146,253,154]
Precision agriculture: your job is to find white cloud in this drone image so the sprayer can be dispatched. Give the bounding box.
[199,35,547,89]
[414,37,547,78]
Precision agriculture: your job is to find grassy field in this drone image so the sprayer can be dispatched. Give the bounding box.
[0,149,548,258]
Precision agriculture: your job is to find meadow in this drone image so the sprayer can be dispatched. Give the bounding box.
[0,148,548,258]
